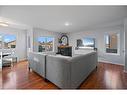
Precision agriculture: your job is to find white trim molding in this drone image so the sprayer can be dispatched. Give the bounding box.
[99,61,124,66]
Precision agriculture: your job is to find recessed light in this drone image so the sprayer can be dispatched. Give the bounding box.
[0,22,9,27]
[65,22,71,26]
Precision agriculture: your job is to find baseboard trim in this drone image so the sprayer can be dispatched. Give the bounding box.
[98,61,124,66]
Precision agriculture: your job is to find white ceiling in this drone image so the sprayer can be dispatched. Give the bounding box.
[0,6,127,32]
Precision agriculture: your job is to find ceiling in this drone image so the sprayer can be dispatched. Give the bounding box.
[0,6,127,32]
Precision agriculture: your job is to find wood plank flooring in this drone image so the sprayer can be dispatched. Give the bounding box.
[0,71,2,89]
[1,61,127,89]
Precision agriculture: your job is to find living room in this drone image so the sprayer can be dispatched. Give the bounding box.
[0,5,127,90]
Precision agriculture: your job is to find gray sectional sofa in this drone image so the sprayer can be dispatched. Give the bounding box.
[28,51,98,89]
[28,52,55,78]
[28,52,47,78]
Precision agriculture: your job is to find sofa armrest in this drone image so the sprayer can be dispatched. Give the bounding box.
[70,52,98,88]
[28,52,46,78]
[46,55,71,88]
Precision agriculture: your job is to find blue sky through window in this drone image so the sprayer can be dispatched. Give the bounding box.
[83,38,94,46]
[4,35,16,43]
[105,35,109,45]
[38,37,53,43]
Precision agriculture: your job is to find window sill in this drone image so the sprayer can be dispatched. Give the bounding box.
[105,53,120,56]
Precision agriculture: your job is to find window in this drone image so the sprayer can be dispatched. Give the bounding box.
[105,33,119,54]
[3,34,16,49]
[77,37,95,49]
[38,36,54,52]
[0,35,2,49]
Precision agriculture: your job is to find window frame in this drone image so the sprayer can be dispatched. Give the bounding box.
[104,33,120,55]
[0,34,16,50]
[77,37,95,49]
[37,36,54,52]
[3,34,16,49]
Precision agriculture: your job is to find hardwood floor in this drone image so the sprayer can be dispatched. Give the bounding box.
[1,61,127,89]
[0,71,2,89]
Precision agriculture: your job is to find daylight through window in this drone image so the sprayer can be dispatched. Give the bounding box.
[105,33,119,54]
[38,37,54,52]
[77,38,95,49]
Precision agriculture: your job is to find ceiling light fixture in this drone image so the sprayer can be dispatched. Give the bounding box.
[0,22,9,27]
[65,22,71,26]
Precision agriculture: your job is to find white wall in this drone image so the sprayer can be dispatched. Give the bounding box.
[33,28,60,52]
[0,26,27,61]
[69,24,125,65]
[124,18,127,71]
